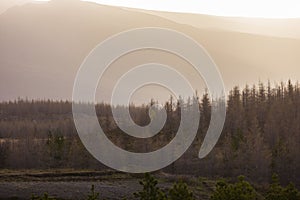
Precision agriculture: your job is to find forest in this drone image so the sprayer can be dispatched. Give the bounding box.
[0,80,299,188]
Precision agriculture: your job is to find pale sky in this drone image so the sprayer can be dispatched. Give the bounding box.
[1,0,300,18]
[82,0,300,18]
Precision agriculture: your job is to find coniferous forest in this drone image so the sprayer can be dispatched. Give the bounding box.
[0,80,300,189]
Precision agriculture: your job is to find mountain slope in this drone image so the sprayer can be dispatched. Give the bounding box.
[0,1,299,101]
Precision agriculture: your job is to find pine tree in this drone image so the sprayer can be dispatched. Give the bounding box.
[134,173,166,200]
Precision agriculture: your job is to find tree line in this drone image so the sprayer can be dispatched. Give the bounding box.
[0,80,299,187]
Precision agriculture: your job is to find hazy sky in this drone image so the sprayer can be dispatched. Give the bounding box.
[86,0,300,18]
[1,0,300,18]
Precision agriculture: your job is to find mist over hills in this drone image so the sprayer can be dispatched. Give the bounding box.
[0,0,300,102]
[142,9,300,39]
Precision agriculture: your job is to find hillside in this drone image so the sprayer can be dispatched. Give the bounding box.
[0,0,300,102]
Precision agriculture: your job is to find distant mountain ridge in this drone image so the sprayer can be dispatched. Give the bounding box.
[0,0,299,102]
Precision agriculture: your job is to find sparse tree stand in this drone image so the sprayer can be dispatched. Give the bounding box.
[0,80,300,185]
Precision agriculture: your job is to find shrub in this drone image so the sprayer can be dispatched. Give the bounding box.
[134,173,166,200]
[266,174,300,200]
[87,184,100,200]
[210,176,258,200]
[265,174,286,200]
[168,181,195,200]
[284,182,300,200]
[31,193,56,200]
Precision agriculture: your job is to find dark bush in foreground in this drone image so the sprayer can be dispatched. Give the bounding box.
[210,176,259,200]
[134,173,195,200]
[266,174,300,200]
[168,181,195,200]
[134,173,166,200]
[30,173,300,200]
